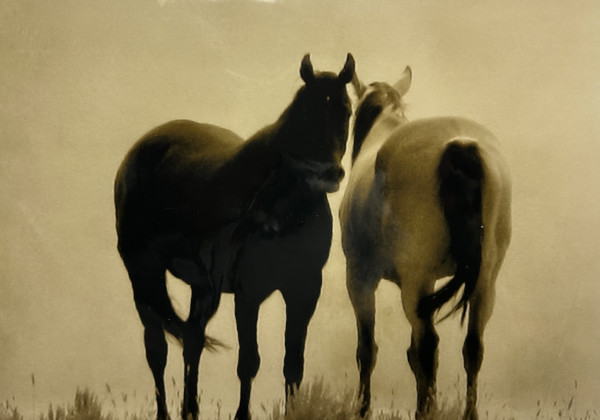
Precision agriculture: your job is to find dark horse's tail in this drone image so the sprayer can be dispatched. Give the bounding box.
[418,141,484,323]
[115,139,227,352]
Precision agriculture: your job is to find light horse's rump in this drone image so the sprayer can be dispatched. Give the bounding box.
[340,66,511,419]
[115,53,355,420]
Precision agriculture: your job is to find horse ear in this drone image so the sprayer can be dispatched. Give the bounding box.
[300,54,315,84]
[392,66,412,96]
[337,53,355,84]
[351,72,367,98]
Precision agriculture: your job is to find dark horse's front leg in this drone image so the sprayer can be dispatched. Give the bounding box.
[234,296,261,420]
[281,268,321,409]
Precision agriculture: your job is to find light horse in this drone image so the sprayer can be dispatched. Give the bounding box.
[115,53,355,420]
[339,67,511,419]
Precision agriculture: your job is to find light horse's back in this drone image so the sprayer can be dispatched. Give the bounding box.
[375,117,510,296]
[340,67,511,420]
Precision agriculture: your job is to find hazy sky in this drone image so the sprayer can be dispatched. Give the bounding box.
[1,0,600,418]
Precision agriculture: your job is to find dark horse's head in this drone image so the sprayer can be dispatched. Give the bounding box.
[277,53,355,193]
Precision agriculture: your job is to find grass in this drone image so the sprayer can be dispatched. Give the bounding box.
[1,379,596,420]
[41,389,112,420]
[0,399,21,420]
[270,379,362,420]
[271,378,597,420]
[270,378,470,420]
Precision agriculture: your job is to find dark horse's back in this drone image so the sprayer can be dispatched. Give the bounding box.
[115,120,244,249]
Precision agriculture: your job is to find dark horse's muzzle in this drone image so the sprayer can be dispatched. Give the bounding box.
[285,154,346,193]
[310,163,345,193]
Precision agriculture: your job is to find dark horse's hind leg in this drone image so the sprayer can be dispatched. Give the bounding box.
[142,316,170,420]
[173,258,219,420]
[122,247,183,420]
[180,290,204,420]
[281,271,321,400]
[234,295,261,420]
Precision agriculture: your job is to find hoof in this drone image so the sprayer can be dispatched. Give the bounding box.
[234,407,251,420]
[181,401,198,420]
[156,411,170,420]
[463,408,479,420]
[359,400,370,418]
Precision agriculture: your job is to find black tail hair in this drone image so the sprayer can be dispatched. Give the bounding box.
[417,142,484,323]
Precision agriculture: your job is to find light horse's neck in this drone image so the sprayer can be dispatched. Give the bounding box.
[352,103,407,166]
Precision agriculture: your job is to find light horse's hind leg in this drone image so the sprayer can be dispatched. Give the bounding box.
[346,262,379,417]
[401,281,439,419]
[462,268,499,420]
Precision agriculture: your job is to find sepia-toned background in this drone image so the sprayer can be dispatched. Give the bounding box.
[1,0,599,417]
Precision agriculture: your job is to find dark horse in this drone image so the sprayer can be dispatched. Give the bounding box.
[340,66,511,419]
[114,54,355,420]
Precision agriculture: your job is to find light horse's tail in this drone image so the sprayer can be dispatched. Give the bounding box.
[418,141,484,322]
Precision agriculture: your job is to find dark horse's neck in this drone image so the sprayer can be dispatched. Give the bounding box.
[227,101,326,236]
[225,96,306,198]
[227,125,281,189]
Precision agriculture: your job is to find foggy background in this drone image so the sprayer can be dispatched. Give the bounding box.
[1,0,599,417]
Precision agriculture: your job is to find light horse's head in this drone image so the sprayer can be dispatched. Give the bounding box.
[278,53,355,193]
[351,66,412,162]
